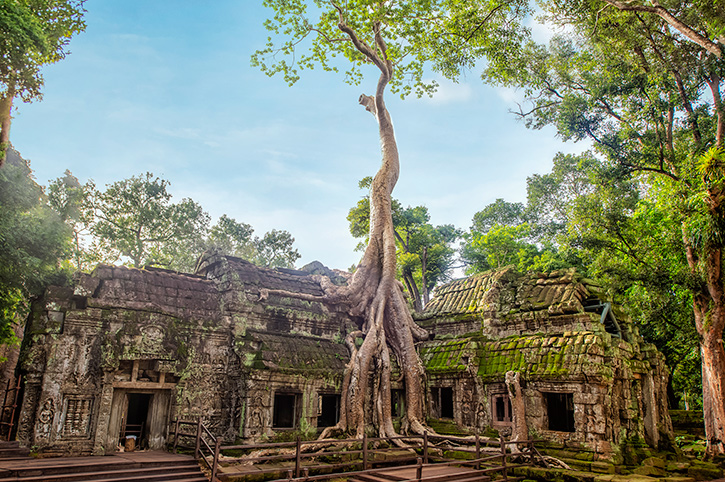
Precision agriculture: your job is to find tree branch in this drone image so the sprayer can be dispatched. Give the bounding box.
[603,0,722,58]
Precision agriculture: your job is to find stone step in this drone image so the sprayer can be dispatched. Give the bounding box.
[0,441,30,459]
[0,464,205,482]
[0,452,207,482]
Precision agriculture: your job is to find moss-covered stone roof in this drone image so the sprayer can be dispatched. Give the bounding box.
[423,267,601,318]
[238,331,349,374]
[419,338,474,374]
[420,331,651,382]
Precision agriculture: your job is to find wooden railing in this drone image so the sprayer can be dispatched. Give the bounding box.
[171,419,221,481]
[170,420,543,482]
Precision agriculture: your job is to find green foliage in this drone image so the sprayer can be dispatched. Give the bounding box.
[253,228,301,269]
[87,173,210,271]
[46,171,303,273]
[253,0,532,98]
[208,214,256,260]
[460,192,574,275]
[0,0,86,100]
[470,198,525,233]
[47,169,96,271]
[0,149,70,343]
[473,0,724,412]
[0,0,86,163]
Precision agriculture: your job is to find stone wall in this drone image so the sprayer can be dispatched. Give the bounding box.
[14,260,673,459]
[419,268,674,458]
[16,256,353,454]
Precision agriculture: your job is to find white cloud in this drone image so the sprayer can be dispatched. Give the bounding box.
[419,80,474,105]
[494,86,524,105]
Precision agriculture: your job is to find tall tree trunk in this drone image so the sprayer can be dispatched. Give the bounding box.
[700,326,725,457]
[402,270,423,312]
[421,246,429,307]
[266,17,430,439]
[686,196,725,457]
[0,92,14,167]
[505,371,528,452]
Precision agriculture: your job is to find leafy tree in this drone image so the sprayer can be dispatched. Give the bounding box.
[47,169,97,271]
[207,214,256,260]
[206,215,301,269]
[87,172,210,272]
[471,198,525,233]
[0,0,86,164]
[461,194,571,274]
[482,0,725,455]
[253,0,530,438]
[348,180,459,311]
[253,228,301,269]
[0,148,70,343]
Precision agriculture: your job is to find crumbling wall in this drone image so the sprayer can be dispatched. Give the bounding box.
[419,268,675,457]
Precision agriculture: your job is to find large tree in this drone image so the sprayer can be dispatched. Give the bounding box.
[348,178,459,312]
[527,151,702,410]
[484,0,725,456]
[0,0,85,164]
[86,172,210,271]
[253,0,528,438]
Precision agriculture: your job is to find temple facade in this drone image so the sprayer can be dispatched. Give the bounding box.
[14,254,672,459]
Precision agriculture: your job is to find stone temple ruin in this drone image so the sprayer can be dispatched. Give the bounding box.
[14,251,672,460]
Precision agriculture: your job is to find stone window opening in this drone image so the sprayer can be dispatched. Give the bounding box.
[583,298,622,338]
[61,397,93,438]
[317,394,340,428]
[273,392,301,429]
[492,394,512,424]
[431,387,454,419]
[545,392,575,432]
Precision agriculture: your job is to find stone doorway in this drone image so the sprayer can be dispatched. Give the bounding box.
[108,389,171,451]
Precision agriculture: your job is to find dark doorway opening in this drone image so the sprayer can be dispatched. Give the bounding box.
[431,387,454,419]
[123,393,151,447]
[273,393,299,428]
[317,394,340,428]
[545,392,575,432]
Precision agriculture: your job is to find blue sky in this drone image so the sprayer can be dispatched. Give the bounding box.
[10,1,584,271]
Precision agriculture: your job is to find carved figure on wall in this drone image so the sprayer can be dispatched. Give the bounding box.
[248,394,268,436]
[35,398,55,442]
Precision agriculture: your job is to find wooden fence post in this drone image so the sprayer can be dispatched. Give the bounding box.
[423,431,429,464]
[363,433,368,471]
[475,434,480,470]
[500,436,507,481]
[194,420,202,460]
[295,435,302,478]
[211,438,220,482]
[416,457,423,482]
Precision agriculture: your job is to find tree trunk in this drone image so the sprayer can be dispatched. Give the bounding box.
[264,16,430,441]
[700,328,725,457]
[686,203,725,457]
[421,246,429,307]
[402,270,423,312]
[505,371,528,451]
[0,92,13,167]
